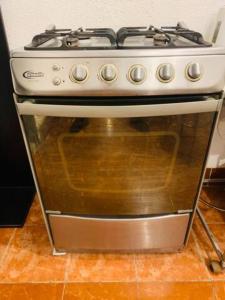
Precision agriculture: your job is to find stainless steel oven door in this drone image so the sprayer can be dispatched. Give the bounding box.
[16,96,220,217]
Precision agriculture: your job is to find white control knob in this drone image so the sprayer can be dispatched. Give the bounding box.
[186,63,202,81]
[52,77,61,86]
[70,65,88,83]
[128,65,146,84]
[100,64,117,82]
[157,64,174,83]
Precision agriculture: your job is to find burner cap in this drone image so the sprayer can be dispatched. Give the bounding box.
[64,36,79,48]
[153,33,169,46]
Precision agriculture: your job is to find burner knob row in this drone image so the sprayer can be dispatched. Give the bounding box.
[67,63,202,85]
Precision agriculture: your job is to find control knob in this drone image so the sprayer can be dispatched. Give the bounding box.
[186,63,202,81]
[52,64,60,71]
[71,65,88,83]
[157,64,174,83]
[128,65,146,84]
[52,77,61,86]
[100,64,117,82]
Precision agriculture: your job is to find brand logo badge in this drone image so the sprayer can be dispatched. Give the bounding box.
[23,71,44,79]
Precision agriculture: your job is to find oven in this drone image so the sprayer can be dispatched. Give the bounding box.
[10,22,225,253]
[14,94,222,252]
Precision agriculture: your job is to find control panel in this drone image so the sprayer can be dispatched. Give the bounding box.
[10,55,225,96]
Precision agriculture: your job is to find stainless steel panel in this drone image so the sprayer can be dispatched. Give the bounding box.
[16,98,219,118]
[49,213,190,252]
[10,55,225,96]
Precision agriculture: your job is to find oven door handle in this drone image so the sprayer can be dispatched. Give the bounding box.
[15,98,221,118]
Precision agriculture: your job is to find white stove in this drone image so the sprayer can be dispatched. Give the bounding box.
[10,23,225,254]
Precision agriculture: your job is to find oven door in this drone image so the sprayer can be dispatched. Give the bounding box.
[16,96,219,217]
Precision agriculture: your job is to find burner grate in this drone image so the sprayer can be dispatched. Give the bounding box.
[161,22,212,46]
[117,25,173,48]
[117,23,211,49]
[25,26,117,50]
[24,23,212,50]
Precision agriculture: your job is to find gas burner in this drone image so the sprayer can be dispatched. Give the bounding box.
[25,26,117,50]
[64,37,79,48]
[153,33,170,46]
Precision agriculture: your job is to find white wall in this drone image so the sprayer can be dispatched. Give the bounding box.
[1,0,225,167]
[1,0,225,49]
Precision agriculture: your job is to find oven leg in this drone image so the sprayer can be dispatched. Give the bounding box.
[196,207,225,273]
[52,247,66,256]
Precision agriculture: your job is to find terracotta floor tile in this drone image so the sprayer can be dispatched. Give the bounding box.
[0,229,15,262]
[25,194,44,226]
[137,282,213,300]
[66,253,136,282]
[63,283,137,300]
[193,221,225,280]
[0,283,64,300]
[213,281,225,300]
[199,188,225,224]
[135,235,210,281]
[0,226,68,283]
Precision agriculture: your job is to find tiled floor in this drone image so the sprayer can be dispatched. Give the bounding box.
[0,187,224,299]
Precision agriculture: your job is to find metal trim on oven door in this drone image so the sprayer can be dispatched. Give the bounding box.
[15,97,221,117]
[184,94,224,245]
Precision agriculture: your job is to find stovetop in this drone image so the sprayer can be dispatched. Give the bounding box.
[10,22,225,97]
[24,22,212,51]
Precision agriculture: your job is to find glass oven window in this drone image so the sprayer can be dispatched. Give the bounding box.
[22,112,215,216]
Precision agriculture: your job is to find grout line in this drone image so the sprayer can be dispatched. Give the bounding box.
[192,231,212,281]
[0,229,16,267]
[133,254,139,299]
[133,254,138,282]
[0,279,225,286]
[0,279,223,284]
[63,253,72,283]
[136,279,140,299]
[212,282,216,300]
[61,283,66,300]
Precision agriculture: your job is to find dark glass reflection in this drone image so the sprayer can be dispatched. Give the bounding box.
[23,113,215,216]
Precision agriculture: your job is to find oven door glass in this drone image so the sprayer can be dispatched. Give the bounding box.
[22,103,216,217]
